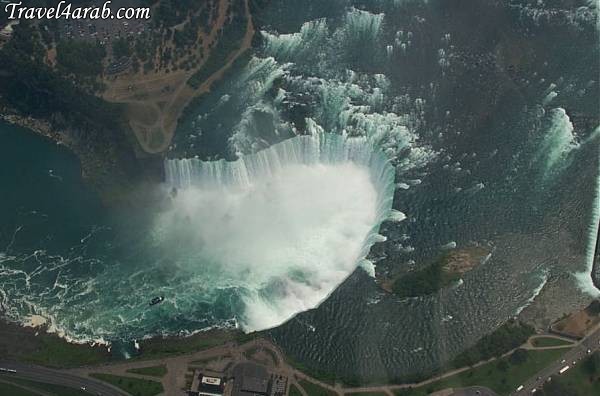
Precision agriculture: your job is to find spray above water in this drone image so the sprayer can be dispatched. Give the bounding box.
[575,128,600,296]
[163,134,395,331]
[534,108,579,181]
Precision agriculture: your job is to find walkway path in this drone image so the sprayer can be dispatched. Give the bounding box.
[0,361,128,396]
[3,326,597,396]
[104,0,255,153]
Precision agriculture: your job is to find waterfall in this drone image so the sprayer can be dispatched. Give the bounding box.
[344,7,385,44]
[576,128,600,296]
[166,134,395,208]
[164,133,396,331]
[590,160,600,291]
[535,108,579,181]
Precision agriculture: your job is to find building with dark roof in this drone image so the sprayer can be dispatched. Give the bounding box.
[232,362,271,396]
[188,370,225,396]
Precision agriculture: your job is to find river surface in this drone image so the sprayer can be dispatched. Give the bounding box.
[1,0,600,381]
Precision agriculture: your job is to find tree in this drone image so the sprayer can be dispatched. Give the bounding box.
[112,37,131,59]
[582,351,600,376]
[509,348,528,365]
[56,40,106,76]
[541,379,579,396]
[497,360,509,371]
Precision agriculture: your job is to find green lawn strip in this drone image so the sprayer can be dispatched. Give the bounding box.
[450,320,535,368]
[126,365,168,378]
[298,379,337,396]
[2,322,246,369]
[0,381,40,396]
[3,377,89,395]
[190,358,214,365]
[90,373,163,396]
[394,348,568,396]
[546,351,600,396]
[530,337,574,348]
[136,330,244,361]
[350,393,388,395]
[289,384,303,396]
[22,334,111,368]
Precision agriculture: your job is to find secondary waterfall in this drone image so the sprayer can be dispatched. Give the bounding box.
[578,130,600,295]
[163,133,396,330]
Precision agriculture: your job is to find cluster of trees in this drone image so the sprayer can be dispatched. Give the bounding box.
[134,34,154,63]
[495,348,529,373]
[0,20,141,192]
[188,0,247,88]
[450,320,535,368]
[173,23,199,49]
[111,37,131,60]
[0,21,126,145]
[539,352,600,396]
[56,40,106,77]
[391,255,461,298]
[152,0,207,28]
[126,0,218,75]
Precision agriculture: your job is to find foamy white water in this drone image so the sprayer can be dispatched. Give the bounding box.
[575,128,600,296]
[535,108,579,180]
[163,134,395,331]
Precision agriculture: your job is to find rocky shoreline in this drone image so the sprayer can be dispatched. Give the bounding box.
[377,245,491,295]
[0,108,70,147]
[0,105,165,207]
[0,313,249,369]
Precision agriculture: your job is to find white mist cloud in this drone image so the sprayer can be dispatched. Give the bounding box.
[154,162,379,331]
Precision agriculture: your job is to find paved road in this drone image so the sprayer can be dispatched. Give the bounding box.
[0,325,596,396]
[512,324,600,395]
[0,361,128,396]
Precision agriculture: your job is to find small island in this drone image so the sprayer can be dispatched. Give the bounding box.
[384,246,490,298]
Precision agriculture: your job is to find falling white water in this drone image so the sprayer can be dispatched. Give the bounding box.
[575,128,600,296]
[163,134,395,331]
[534,108,580,181]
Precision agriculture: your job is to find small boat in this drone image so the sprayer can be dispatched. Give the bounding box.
[149,296,164,306]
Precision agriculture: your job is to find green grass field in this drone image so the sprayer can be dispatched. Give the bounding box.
[23,336,110,368]
[289,384,303,396]
[1,319,250,370]
[90,373,163,396]
[546,351,600,395]
[0,381,39,396]
[299,379,337,396]
[530,337,574,348]
[135,330,245,361]
[126,365,168,378]
[394,348,569,396]
[0,377,89,396]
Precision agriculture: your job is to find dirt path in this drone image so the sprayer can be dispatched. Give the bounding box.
[524,334,576,350]
[60,332,580,396]
[68,338,495,396]
[103,0,255,154]
[293,381,309,396]
[159,0,255,152]
[70,343,235,395]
